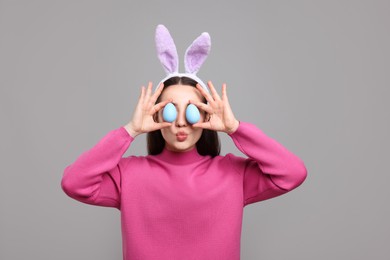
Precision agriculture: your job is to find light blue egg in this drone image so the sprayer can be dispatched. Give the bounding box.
[163,103,177,122]
[186,104,200,124]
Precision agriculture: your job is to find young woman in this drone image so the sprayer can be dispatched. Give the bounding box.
[61,25,307,260]
[61,77,307,259]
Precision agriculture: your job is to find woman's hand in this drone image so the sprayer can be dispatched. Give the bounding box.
[190,81,239,134]
[125,82,172,138]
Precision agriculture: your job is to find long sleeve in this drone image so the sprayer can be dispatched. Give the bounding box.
[61,126,134,209]
[227,121,307,206]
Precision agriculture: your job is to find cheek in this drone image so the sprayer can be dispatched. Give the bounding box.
[193,128,203,141]
[160,128,172,138]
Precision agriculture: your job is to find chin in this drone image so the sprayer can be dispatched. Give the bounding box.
[167,142,196,152]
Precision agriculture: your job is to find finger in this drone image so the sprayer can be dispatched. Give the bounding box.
[150,82,164,104]
[139,85,145,100]
[222,83,228,101]
[192,121,212,129]
[145,81,153,97]
[137,85,146,107]
[155,122,172,129]
[208,81,222,101]
[189,99,213,114]
[196,83,213,103]
[153,98,172,113]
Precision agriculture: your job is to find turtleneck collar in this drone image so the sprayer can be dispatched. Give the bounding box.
[155,147,205,165]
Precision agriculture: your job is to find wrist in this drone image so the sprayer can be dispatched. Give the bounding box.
[124,123,140,138]
[226,119,240,135]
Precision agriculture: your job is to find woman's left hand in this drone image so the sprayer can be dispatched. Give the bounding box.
[189,81,239,134]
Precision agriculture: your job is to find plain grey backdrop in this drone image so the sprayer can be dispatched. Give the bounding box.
[1,0,389,259]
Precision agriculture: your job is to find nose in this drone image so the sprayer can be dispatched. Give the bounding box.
[175,108,187,127]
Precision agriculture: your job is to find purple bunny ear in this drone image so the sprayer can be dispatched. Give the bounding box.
[184,32,211,74]
[155,24,179,74]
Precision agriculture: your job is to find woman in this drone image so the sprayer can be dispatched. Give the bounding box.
[61,25,307,260]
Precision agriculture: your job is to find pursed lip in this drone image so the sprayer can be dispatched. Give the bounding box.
[176,131,188,141]
[176,131,188,136]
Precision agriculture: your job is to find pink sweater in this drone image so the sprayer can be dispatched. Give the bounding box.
[61,121,307,260]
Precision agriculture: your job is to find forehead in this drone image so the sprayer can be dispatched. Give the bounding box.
[160,84,203,102]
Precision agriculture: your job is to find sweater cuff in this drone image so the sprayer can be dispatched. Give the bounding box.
[119,126,135,141]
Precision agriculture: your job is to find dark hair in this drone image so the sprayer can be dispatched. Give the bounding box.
[147,76,220,157]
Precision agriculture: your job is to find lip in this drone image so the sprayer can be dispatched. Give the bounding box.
[176,132,188,141]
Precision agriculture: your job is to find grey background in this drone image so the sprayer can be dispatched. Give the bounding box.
[1,0,389,259]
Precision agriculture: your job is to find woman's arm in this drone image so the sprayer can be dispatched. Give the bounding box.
[61,81,171,209]
[228,121,307,206]
[61,127,134,209]
[188,81,307,205]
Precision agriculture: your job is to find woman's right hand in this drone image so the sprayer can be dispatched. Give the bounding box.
[124,82,172,138]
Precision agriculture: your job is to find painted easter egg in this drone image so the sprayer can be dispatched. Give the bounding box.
[163,103,177,122]
[186,104,200,124]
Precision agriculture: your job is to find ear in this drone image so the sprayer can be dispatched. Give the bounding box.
[184,32,211,74]
[155,24,179,74]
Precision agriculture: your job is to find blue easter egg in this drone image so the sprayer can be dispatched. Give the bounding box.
[186,104,200,124]
[163,103,177,122]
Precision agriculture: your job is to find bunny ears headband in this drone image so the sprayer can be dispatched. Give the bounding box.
[155,24,211,93]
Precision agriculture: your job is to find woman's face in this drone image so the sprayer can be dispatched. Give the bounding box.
[156,84,206,152]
